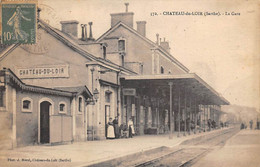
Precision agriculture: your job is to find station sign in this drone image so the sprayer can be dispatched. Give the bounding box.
[122,88,136,96]
[17,65,69,79]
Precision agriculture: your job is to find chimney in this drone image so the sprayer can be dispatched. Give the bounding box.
[160,37,171,53]
[156,33,159,45]
[81,24,85,40]
[84,24,87,40]
[136,21,146,37]
[60,20,79,37]
[81,24,87,41]
[125,2,129,12]
[110,3,134,28]
[88,22,95,41]
[37,7,41,20]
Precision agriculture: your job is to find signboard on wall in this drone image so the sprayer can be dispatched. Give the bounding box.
[122,88,136,96]
[17,65,69,79]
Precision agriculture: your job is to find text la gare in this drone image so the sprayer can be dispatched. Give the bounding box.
[225,12,240,16]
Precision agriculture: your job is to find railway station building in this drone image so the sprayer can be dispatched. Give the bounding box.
[0,4,229,149]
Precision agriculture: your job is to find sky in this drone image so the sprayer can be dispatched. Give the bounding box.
[39,0,260,111]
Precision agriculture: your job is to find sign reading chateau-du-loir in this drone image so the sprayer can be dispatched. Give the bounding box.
[17,65,69,79]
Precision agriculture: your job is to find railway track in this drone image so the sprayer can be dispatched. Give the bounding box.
[88,128,239,167]
[132,128,239,167]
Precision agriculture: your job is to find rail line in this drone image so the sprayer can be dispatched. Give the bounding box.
[132,128,239,167]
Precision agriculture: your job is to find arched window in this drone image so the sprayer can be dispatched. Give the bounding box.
[59,102,67,113]
[22,97,33,112]
[160,66,164,74]
[78,96,84,113]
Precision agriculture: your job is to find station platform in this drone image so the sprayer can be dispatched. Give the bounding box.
[0,128,232,167]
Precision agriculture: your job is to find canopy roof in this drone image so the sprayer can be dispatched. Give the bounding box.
[120,73,229,105]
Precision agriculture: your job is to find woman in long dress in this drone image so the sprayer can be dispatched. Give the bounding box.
[107,118,115,139]
[128,117,135,138]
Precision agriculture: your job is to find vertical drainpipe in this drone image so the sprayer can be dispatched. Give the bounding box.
[12,87,17,149]
[91,68,95,141]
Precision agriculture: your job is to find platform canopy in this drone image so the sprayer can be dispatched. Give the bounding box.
[120,73,229,105]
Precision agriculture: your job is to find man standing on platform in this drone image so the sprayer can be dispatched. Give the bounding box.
[113,116,119,138]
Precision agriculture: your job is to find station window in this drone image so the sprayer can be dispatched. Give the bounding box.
[23,100,31,109]
[22,97,33,112]
[78,97,83,113]
[105,91,111,103]
[118,39,126,52]
[160,66,164,74]
[59,102,67,113]
[0,90,4,107]
[103,45,107,59]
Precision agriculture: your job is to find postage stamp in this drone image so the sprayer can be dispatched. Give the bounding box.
[1,0,37,44]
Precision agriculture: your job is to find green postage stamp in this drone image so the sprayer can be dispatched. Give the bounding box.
[1,0,37,44]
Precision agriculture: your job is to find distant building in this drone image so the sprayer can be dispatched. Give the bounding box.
[0,4,229,149]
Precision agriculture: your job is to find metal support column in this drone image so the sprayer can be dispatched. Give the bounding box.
[204,104,206,132]
[183,88,186,136]
[177,89,181,137]
[213,105,215,121]
[188,95,191,135]
[194,98,197,134]
[208,105,210,131]
[199,105,201,133]
[157,99,160,131]
[169,82,173,139]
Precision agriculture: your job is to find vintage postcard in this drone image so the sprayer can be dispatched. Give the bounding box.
[0,0,259,166]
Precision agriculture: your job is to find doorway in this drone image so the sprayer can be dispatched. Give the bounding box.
[40,101,51,143]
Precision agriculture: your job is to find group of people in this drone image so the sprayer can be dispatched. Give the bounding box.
[107,117,135,139]
[207,119,217,130]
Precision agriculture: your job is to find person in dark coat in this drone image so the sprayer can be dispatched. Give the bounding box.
[113,116,119,138]
[208,119,212,131]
